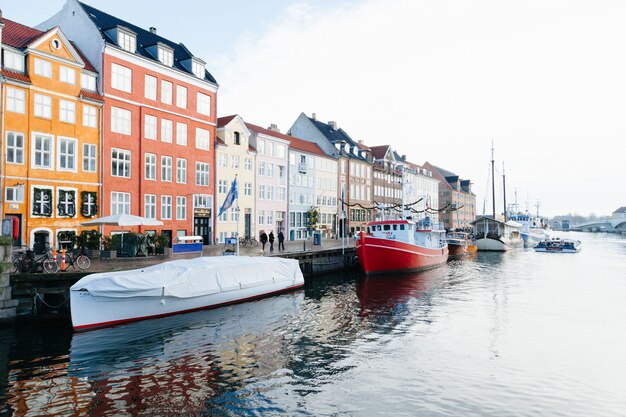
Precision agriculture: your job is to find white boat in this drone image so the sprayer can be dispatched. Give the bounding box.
[534,238,581,253]
[70,256,305,331]
[508,212,550,247]
[471,216,524,251]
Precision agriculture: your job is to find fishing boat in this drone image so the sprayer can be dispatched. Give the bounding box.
[471,216,523,251]
[446,231,478,258]
[70,256,304,331]
[355,217,448,275]
[534,238,581,253]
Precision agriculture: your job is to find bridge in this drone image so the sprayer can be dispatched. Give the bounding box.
[569,219,626,233]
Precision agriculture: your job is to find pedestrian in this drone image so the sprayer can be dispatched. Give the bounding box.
[277,230,285,251]
[269,231,275,253]
[260,231,268,251]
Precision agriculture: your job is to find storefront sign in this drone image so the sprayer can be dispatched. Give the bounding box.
[194,208,211,217]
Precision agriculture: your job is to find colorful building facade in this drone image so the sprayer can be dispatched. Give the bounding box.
[1,17,102,251]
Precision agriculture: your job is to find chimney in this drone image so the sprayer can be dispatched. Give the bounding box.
[149,27,157,34]
[268,123,280,133]
[312,112,316,120]
[328,121,337,130]
[401,154,406,161]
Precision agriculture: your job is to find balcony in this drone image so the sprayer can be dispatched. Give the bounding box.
[298,163,307,173]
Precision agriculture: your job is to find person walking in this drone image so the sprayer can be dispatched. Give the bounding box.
[269,231,275,253]
[277,230,285,251]
[260,231,268,252]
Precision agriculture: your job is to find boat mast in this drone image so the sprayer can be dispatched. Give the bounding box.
[502,162,507,222]
[491,142,496,219]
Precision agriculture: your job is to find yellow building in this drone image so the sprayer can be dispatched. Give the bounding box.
[1,18,102,251]
[215,115,256,243]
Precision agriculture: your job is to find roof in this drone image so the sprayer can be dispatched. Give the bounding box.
[369,145,389,160]
[245,122,293,143]
[1,69,31,84]
[80,89,104,102]
[308,117,356,145]
[71,41,97,72]
[1,18,45,48]
[431,164,456,178]
[287,136,328,157]
[78,1,217,84]
[217,115,237,127]
[614,207,626,214]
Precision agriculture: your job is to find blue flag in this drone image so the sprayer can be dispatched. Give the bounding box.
[218,177,238,217]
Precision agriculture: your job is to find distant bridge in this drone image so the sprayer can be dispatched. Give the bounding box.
[569,219,626,232]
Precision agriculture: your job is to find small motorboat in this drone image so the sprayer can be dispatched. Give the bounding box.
[446,231,477,258]
[70,256,304,331]
[534,237,581,253]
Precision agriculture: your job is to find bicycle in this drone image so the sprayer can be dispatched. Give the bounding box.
[239,236,259,247]
[62,247,91,270]
[13,244,59,273]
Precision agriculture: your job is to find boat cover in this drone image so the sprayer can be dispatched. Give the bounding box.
[70,256,304,298]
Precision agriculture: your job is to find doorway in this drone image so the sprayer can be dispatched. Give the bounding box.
[194,217,210,245]
[244,213,251,239]
[33,231,50,254]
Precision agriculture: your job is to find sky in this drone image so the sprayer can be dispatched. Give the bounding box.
[3,0,625,217]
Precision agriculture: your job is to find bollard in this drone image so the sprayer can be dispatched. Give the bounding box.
[61,248,66,272]
[52,248,57,263]
[303,240,306,251]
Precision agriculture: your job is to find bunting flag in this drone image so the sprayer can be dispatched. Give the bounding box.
[218,177,238,217]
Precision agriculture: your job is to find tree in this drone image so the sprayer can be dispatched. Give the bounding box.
[307,207,319,231]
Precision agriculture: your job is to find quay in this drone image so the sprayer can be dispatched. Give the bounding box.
[2,239,357,324]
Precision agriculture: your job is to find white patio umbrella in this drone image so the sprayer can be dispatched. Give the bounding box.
[81,214,163,254]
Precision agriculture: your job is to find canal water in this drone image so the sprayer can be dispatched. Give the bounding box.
[1,232,625,416]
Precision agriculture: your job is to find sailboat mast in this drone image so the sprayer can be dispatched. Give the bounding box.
[491,143,496,219]
[502,162,507,222]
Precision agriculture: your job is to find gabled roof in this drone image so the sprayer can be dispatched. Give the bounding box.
[78,1,217,84]
[217,115,238,127]
[1,18,46,48]
[245,123,293,143]
[287,136,328,157]
[614,207,626,214]
[369,145,389,160]
[432,164,456,178]
[308,117,356,146]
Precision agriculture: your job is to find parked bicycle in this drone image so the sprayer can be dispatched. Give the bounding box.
[13,244,59,273]
[239,236,259,247]
[61,247,91,271]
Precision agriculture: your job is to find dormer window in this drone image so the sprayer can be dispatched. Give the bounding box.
[117,30,136,53]
[234,132,241,145]
[158,46,174,67]
[192,61,205,79]
[4,50,24,72]
[81,73,97,91]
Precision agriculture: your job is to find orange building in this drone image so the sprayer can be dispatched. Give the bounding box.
[1,17,102,251]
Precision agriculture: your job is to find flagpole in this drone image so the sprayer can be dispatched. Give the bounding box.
[341,180,345,256]
[235,175,240,256]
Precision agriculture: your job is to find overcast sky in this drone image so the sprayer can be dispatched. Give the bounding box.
[5,0,625,217]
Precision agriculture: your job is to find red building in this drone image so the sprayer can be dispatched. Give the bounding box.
[41,0,218,244]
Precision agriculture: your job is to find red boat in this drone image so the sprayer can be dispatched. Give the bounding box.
[355,218,449,275]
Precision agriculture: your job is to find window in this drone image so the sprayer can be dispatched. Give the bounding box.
[245,158,252,170]
[259,185,265,200]
[218,153,227,167]
[58,137,77,171]
[158,47,174,66]
[176,158,187,183]
[278,187,286,201]
[277,144,286,159]
[289,153,296,165]
[6,132,24,164]
[234,132,241,145]
[161,195,172,220]
[5,186,24,202]
[81,73,97,91]
[257,140,265,154]
[218,180,227,193]
[111,192,130,215]
[176,196,187,220]
[231,155,239,168]
[34,94,52,119]
[59,66,75,85]
[111,107,131,135]
[196,162,210,186]
[197,93,211,116]
[145,194,157,219]
[161,156,173,182]
[111,63,132,93]
[32,134,52,168]
[59,100,76,123]
[161,119,173,142]
[145,153,156,180]
[266,142,274,157]
[258,161,266,176]
[267,211,273,227]
[34,58,52,77]
[83,144,96,172]
[145,115,157,139]
[244,183,252,196]
[6,88,26,113]
[111,148,131,177]
[161,80,172,105]
[57,189,76,217]
[192,61,205,78]
[267,163,274,178]
[267,186,274,200]
[83,105,97,128]
[278,165,286,183]
[176,123,187,145]
[196,128,210,150]
[258,210,265,225]
[118,31,136,53]
[176,85,187,108]
[145,75,157,100]
[33,187,52,216]
[4,50,24,72]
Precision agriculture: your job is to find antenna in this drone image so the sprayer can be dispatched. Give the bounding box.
[491,141,496,219]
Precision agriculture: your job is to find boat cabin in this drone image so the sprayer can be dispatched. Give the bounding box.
[365,218,446,248]
[471,216,521,240]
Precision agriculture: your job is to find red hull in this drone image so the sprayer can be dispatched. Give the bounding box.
[355,234,448,275]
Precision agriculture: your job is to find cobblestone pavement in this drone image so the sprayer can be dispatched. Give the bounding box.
[86,238,354,273]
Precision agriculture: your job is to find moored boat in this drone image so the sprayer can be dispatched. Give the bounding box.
[534,238,581,253]
[471,216,523,251]
[70,256,304,331]
[355,217,448,275]
[446,231,478,258]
